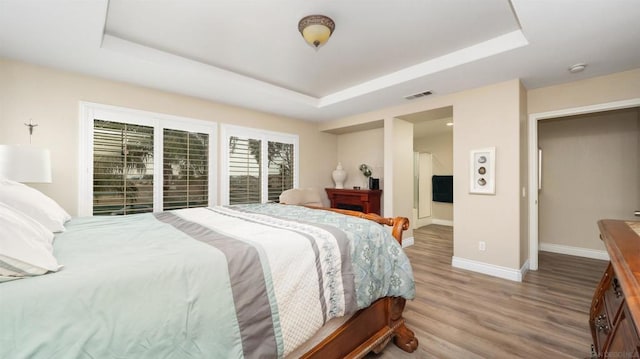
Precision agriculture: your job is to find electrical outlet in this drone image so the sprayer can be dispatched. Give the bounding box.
[479,241,486,251]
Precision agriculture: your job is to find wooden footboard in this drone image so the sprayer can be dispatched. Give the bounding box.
[300,206,418,358]
[306,206,410,246]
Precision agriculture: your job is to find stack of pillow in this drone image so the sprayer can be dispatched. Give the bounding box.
[0,179,71,281]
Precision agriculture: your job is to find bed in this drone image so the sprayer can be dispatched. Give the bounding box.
[0,198,418,358]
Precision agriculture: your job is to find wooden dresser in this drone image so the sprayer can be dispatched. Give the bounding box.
[325,188,382,215]
[590,220,640,358]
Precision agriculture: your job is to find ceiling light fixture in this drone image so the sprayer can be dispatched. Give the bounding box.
[568,63,587,73]
[298,15,335,49]
[446,122,454,127]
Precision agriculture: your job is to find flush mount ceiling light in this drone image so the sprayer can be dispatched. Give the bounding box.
[568,63,587,73]
[298,15,335,49]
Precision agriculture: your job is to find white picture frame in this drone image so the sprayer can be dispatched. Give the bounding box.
[469,147,496,194]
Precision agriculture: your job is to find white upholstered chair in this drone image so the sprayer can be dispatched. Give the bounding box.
[279,188,324,207]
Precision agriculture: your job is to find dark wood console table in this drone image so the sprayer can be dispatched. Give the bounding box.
[325,188,382,215]
[590,220,640,358]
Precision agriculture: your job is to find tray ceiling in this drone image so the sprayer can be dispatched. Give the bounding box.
[0,0,638,121]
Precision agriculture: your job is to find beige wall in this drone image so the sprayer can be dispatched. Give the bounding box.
[414,129,453,222]
[391,118,414,239]
[528,68,640,262]
[5,54,637,275]
[452,80,523,269]
[319,68,640,274]
[538,109,639,250]
[528,68,640,114]
[335,128,384,191]
[322,79,525,270]
[0,59,338,215]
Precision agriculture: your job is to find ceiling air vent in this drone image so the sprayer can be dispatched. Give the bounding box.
[404,90,433,100]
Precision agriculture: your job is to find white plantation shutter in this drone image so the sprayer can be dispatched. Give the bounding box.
[81,103,217,216]
[92,120,154,215]
[163,129,209,210]
[222,125,298,205]
[267,141,294,202]
[228,136,262,204]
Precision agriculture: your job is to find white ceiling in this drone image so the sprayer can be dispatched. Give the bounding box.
[400,106,453,139]
[1,0,639,122]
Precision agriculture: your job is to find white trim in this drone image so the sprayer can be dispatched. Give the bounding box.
[220,123,299,205]
[78,101,217,216]
[414,217,432,229]
[528,98,640,271]
[78,104,93,216]
[412,207,431,229]
[412,208,453,229]
[402,236,414,248]
[152,125,163,212]
[432,219,454,226]
[319,30,528,107]
[540,243,610,261]
[452,256,525,282]
[528,112,539,270]
[520,259,530,280]
[102,34,319,108]
[103,30,527,109]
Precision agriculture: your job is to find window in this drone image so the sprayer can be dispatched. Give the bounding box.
[267,141,295,202]
[92,120,155,215]
[80,103,216,216]
[222,125,298,205]
[228,136,262,204]
[162,129,210,210]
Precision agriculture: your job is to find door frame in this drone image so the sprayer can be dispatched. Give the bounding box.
[528,98,640,270]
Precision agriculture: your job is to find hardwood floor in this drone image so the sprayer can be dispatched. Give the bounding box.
[368,225,608,359]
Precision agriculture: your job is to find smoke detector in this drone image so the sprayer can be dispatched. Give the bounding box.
[568,63,587,73]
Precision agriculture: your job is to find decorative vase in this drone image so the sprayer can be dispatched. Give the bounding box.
[332,162,347,189]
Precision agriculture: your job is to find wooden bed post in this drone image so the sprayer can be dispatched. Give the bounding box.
[390,297,418,353]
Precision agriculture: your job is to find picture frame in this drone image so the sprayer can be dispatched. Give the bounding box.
[469,147,496,194]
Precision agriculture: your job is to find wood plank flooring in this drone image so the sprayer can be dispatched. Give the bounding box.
[367,224,608,359]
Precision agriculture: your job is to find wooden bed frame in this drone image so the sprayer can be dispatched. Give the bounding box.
[300,206,419,358]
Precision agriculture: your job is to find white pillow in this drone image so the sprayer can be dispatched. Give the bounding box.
[0,203,60,279]
[0,179,71,233]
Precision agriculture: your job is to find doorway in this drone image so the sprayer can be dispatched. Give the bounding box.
[398,106,454,230]
[528,99,640,270]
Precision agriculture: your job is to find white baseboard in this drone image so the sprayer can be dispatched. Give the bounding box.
[402,236,414,248]
[413,217,432,229]
[520,259,530,279]
[413,217,453,229]
[539,243,609,261]
[452,256,528,282]
[431,219,453,226]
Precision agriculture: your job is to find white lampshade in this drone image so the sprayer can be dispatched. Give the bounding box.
[302,24,332,48]
[0,145,52,183]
